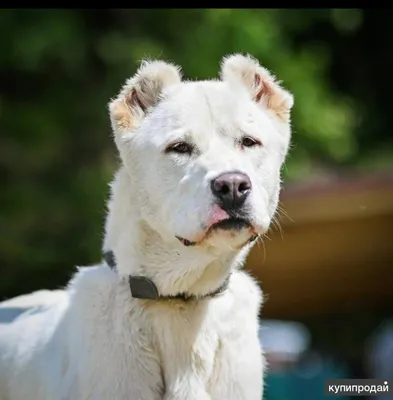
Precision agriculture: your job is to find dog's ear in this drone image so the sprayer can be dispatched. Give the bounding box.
[220,54,293,122]
[109,60,182,135]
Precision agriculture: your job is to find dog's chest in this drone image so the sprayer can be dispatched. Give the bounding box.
[144,290,263,400]
[148,300,223,382]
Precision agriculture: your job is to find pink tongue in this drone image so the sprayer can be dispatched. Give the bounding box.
[207,205,230,227]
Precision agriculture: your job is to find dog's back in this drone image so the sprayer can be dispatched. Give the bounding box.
[0,290,69,400]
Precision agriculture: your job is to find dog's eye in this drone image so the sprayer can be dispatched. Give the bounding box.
[166,142,193,155]
[241,136,261,148]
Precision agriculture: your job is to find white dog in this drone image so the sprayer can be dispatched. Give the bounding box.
[0,54,293,400]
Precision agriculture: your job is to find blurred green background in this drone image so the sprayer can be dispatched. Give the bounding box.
[2,9,392,298]
[1,9,393,399]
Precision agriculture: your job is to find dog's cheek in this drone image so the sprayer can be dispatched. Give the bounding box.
[250,186,269,229]
[139,163,183,235]
[166,191,205,238]
[247,164,273,227]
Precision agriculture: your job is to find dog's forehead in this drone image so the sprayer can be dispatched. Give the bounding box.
[163,80,254,130]
[142,79,279,150]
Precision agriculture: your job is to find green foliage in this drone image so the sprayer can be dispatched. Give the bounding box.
[0,9,391,297]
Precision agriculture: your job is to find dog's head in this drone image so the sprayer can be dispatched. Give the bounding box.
[109,54,293,253]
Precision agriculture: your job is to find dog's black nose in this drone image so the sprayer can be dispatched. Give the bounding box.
[211,172,252,210]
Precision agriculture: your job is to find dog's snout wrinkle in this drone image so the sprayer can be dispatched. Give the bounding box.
[210,172,251,211]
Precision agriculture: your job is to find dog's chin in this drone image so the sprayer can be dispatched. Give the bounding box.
[176,218,259,249]
[205,218,257,249]
[210,218,251,232]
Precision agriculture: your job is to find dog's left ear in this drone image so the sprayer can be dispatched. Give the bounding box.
[109,60,182,136]
[220,54,293,122]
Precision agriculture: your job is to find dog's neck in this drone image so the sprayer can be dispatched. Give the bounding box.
[103,167,250,298]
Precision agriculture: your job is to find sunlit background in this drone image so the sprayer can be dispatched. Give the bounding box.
[1,9,393,400]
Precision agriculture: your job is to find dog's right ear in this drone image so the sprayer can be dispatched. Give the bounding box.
[109,60,182,137]
[220,54,293,123]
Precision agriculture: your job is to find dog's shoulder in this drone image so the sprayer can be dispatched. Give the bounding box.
[67,264,118,304]
[66,264,138,327]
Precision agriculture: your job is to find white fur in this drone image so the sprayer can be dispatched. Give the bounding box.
[0,53,293,400]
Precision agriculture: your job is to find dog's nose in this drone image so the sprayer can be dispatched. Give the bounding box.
[210,172,252,210]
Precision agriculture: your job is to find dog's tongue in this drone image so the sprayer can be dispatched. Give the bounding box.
[207,205,230,227]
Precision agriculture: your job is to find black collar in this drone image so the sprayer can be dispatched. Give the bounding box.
[103,251,230,301]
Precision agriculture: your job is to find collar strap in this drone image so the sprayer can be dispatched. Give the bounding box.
[103,251,229,301]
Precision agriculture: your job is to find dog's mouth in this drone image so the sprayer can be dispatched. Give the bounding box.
[176,217,257,247]
[210,217,251,232]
